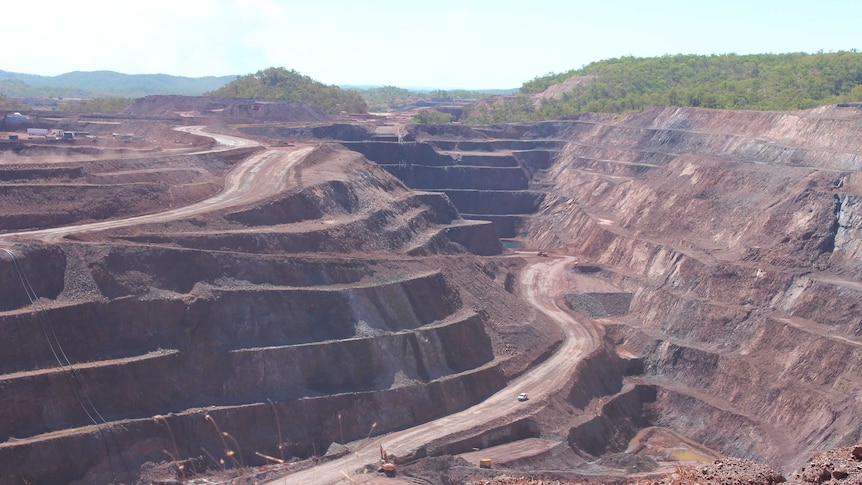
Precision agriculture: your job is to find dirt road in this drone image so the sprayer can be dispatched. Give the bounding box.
[0,127,314,243]
[0,126,600,482]
[269,256,600,484]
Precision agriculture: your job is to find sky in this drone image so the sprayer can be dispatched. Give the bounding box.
[5,0,861,90]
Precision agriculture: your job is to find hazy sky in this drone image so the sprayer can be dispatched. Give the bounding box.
[6,0,860,89]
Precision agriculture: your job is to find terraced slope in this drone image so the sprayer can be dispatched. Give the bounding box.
[0,131,554,484]
[526,105,862,472]
[332,106,861,475]
[342,122,570,241]
[4,103,861,483]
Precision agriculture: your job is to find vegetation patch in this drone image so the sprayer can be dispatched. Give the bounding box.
[207,67,367,114]
[412,109,454,124]
[467,52,862,122]
[359,85,515,112]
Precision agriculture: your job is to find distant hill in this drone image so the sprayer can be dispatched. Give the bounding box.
[208,67,367,114]
[0,70,236,98]
[466,52,862,122]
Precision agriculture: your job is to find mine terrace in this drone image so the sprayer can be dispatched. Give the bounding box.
[0,91,860,485]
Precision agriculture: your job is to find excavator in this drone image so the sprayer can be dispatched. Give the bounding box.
[379,445,396,477]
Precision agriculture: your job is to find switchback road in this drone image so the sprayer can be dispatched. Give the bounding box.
[0,127,313,243]
[270,255,600,484]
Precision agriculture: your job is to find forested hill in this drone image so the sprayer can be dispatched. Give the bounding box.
[0,70,235,98]
[207,67,367,114]
[466,52,862,123]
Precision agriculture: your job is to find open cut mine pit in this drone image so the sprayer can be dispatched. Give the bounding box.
[0,96,860,484]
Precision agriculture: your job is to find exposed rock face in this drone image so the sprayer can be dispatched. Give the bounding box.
[521,105,862,471]
[340,125,567,240]
[336,105,862,478]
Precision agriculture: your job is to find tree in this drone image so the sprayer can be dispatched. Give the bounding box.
[412,109,453,124]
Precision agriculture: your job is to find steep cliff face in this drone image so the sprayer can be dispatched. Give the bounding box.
[523,105,862,471]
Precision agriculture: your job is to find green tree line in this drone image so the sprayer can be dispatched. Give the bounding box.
[207,67,367,114]
[360,86,516,112]
[0,94,25,110]
[467,52,862,123]
[411,109,453,124]
[56,97,133,112]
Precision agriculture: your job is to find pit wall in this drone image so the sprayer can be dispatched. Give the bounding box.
[0,256,509,483]
[525,196,852,317]
[122,202,468,255]
[834,193,862,273]
[461,214,529,239]
[560,227,862,458]
[443,220,505,256]
[0,363,506,485]
[224,313,494,398]
[557,109,862,171]
[620,327,862,463]
[0,167,84,181]
[226,179,363,226]
[0,182,218,230]
[0,271,460,374]
[0,237,510,483]
[541,164,844,273]
[0,245,66,312]
[424,418,542,457]
[521,107,862,469]
[626,106,862,157]
[567,384,657,457]
[0,312,493,443]
[596,266,861,470]
[443,190,545,216]
[528,336,656,458]
[339,135,562,243]
[89,244,374,297]
[648,388,778,463]
[342,141,453,167]
[381,165,529,191]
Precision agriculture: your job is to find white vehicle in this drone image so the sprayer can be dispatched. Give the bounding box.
[518,392,529,402]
